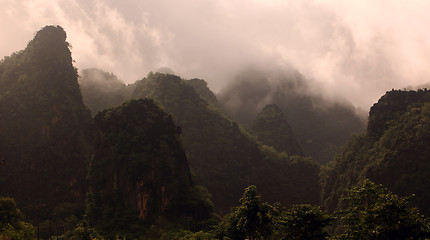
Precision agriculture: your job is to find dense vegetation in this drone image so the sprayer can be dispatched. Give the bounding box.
[79,71,321,213]
[0,197,35,240]
[184,181,429,239]
[183,78,219,107]
[0,26,216,239]
[2,180,430,239]
[135,73,321,211]
[88,99,216,239]
[247,104,303,156]
[0,26,91,220]
[321,89,430,216]
[2,25,430,239]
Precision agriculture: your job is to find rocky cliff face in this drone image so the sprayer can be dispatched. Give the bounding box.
[89,99,213,232]
[0,26,91,216]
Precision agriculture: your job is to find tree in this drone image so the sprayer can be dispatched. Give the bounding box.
[0,197,35,240]
[219,185,271,240]
[84,190,96,227]
[338,179,430,240]
[64,223,103,240]
[276,204,332,240]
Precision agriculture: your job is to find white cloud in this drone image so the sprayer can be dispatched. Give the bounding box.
[1,0,430,109]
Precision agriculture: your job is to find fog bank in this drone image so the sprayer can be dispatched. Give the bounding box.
[2,0,430,109]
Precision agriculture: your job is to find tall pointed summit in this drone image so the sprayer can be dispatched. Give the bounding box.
[0,26,91,216]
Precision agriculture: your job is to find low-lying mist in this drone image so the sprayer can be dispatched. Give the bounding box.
[217,66,366,163]
[218,66,357,123]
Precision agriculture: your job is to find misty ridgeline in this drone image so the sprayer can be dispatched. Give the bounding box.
[1,25,430,240]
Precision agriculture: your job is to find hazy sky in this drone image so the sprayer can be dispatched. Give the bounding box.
[1,0,430,109]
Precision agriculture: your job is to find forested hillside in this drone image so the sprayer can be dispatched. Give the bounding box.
[183,78,219,107]
[130,73,321,213]
[3,25,430,239]
[79,71,322,213]
[247,104,303,156]
[321,89,430,216]
[88,99,216,239]
[0,26,91,218]
[0,26,217,239]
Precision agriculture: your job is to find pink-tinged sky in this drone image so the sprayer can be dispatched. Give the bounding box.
[1,0,430,109]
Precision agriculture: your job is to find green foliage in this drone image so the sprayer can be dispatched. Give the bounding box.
[184,78,219,107]
[0,25,348,239]
[64,223,104,240]
[235,186,271,239]
[80,71,322,213]
[215,186,334,240]
[140,216,217,240]
[0,25,91,219]
[0,223,35,240]
[337,179,430,240]
[275,204,333,240]
[247,104,303,156]
[89,99,215,238]
[321,90,430,216]
[367,89,430,139]
[176,230,215,240]
[258,144,321,207]
[158,229,215,240]
[216,183,430,240]
[79,71,322,213]
[84,190,96,227]
[0,197,24,228]
[157,181,430,240]
[217,186,272,240]
[127,72,321,213]
[0,197,35,240]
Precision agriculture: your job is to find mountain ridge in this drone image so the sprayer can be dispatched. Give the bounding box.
[321,89,430,216]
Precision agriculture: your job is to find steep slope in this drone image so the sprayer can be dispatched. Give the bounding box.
[247,104,303,156]
[88,99,214,237]
[0,26,91,216]
[130,72,321,213]
[320,89,430,215]
[218,69,366,164]
[184,78,219,107]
